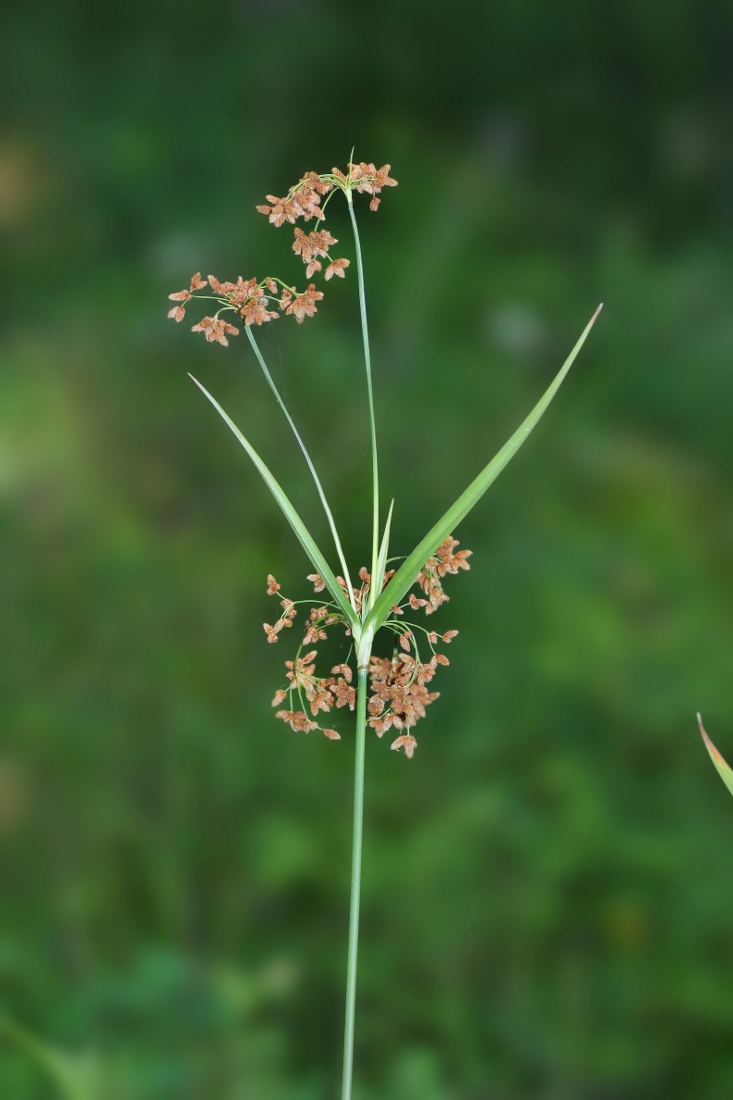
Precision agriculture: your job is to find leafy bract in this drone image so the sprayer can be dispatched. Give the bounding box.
[369,499,394,612]
[697,713,733,798]
[189,376,356,626]
[365,306,603,633]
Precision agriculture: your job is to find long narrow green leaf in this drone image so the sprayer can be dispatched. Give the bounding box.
[189,376,356,626]
[365,306,602,633]
[697,714,733,798]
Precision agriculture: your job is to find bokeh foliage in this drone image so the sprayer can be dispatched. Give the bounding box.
[2,1,733,1096]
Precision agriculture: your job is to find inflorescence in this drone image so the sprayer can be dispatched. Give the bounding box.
[264,538,471,759]
[168,158,473,758]
[167,161,397,344]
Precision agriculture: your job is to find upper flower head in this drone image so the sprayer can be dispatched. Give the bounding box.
[169,161,397,343]
[348,162,398,210]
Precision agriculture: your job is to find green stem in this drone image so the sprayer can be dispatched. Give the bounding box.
[341,661,369,1100]
[245,327,357,612]
[346,194,380,610]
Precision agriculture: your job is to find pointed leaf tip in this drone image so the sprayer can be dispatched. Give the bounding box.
[697,713,733,798]
[365,309,600,632]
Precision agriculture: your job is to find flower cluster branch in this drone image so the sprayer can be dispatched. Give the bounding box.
[167,161,397,343]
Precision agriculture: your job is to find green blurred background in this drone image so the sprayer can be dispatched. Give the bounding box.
[2,2,733,1097]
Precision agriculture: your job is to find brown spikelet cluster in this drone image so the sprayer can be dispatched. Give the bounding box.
[264,577,354,741]
[414,537,473,614]
[167,161,397,344]
[263,536,469,758]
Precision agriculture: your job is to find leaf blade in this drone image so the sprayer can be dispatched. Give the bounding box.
[190,376,356,625]
[365,306,602,632]
[697,713,733,798]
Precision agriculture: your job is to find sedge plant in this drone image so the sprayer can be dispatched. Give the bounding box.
[166,158,601,1099]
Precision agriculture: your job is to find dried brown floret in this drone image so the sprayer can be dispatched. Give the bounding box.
[326,677,357,710]
[322,728,341,741]
[370,715,394,737]
[291,187,324,222]
[285,284,324,324]
[241,295,279,327]
[167,305,186,322]
[307,573,326,593]
[309,689,332,716]
[303,622,328,645]
[330,663,353,683]
[413,536,472,614]
[391,734,417,759]
[207,275,231,294]
[325,258,350,280]
[292,227,337,264]
[275,709,319,733]
[212,275,254,303]
[435,537,472,576]
[271,688,287,707]
[169,272,207,304]
[257,194,301,227]
[350,162,398,210]
[266,575,281,595]
[191,317,239,347]
[298,171,333,196]
[263,622,282,644]
[367,653,440,735]
[285,652,318,690]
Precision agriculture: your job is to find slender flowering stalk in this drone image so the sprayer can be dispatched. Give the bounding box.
[166,157,601,1100]
[346,191,380,603]
[244,326,357,609]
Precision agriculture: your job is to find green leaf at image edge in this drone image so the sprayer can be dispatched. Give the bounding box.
[0,1019,95,1100]
[189,376,357,626]
[365,305,603,633]
[697,714,733,798]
